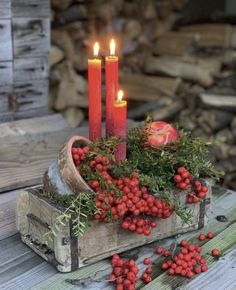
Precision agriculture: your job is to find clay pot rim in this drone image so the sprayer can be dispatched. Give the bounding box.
[66,135,92,191]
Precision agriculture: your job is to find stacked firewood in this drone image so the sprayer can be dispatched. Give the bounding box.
[50,0,236,189]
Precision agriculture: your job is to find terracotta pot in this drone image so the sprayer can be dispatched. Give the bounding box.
[43,136,92,195]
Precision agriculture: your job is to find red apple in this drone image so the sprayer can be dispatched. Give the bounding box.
[145,121,180,148]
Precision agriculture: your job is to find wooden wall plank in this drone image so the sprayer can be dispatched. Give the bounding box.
[0,0,11,19]
[0,20,12,61]
[12,0,50,18]
[0,62,13,86]
[0,86,11,113]
[14,57,48,83]
[13,80,48,112]
[13,18,50,58]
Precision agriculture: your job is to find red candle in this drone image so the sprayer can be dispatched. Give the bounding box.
[105,39,118,137]
[88,42,102,141]
[114,90,127,162]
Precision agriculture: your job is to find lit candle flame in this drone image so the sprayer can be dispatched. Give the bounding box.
[93,42,99,57]
[117,90,124,101]
[110,39,116,56]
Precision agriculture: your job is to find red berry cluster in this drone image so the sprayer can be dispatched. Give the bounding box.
[187,180,208,204]
[91,167,173,235]
[71,146,89,165]
[72,147,173,236]
[173,167,192,190]
[108,254,139,290]
[160,240,208,278]
[121,216,157,236]
[198,231,214,241]
[173,167,208,204]
[155,246,170,257]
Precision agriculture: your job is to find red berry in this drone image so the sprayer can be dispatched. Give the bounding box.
[162,250,170,257]
[201,265,208,272]
[186,271,194,278]
[194,266,201,274]
[179,182,188,190]
[188,244,196,252]
[168,268,175,275]
[161,263,169,270]
[142,272,148,280]
[144,276,152,284]
[181,240,188,247]
[178,167,186,174]
[198,233,206,241]
[116,285,124,290]
[196,246,202,253]
[181,248,188,255]
[145,267,153,274]
[174,175,182,183]
[155,247,163,254]
[143,258,151,265]
[211,249,220,256]
[200,258,207,264]
[207,231,214,239]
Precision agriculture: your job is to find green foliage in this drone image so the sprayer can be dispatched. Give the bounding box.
[42,191,98,245]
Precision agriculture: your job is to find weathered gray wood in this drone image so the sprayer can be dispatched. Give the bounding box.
[0,115,81,192]
[28,189,236,290]
[0,189,22,241]
[12,0,50,18]
[182,247,236,290]
[13,18,50,58]
[16,186,211,272]
[0,86,11,113]
[0,20,12,61]
[14,57,48,82]
[0,62,12,87]
[13,80,48,112]
[200,94,236,110]
[0,0,11,19]
[0,187,235,289]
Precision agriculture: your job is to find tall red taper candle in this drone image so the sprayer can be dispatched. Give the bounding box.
[88,42,102,141]
[114,90,127,162]
[105,39,118,137]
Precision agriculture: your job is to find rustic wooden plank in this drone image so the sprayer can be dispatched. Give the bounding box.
[120,74,181,101]
[1,262,56,290]
[183,247,236,290]
[200,94,236,110]
[142,221,236,290]
[25,189,236,290]
[0,20,12,61]
[0,86,11,113]
[154,32,196,56]
[0,0,11,19]
[0,114,68,141]
[0,62,12,87]
[179,24,233,48]
[0,189,22,241]
[0,234,48,286]
[14,57,48,82]
[13,80,48,112]
[13,18,50,58]
[0,115,81,193]
[12,0,50,18]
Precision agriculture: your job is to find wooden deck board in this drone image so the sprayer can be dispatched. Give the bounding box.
[1,187,232,290]
[183,248,236,290]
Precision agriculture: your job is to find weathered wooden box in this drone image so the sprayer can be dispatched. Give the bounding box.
[0,0,50,123]
[16,185,212,272]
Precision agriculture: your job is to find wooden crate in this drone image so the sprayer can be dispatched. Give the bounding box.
[16,185,212,273]
[0,0,50,123]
